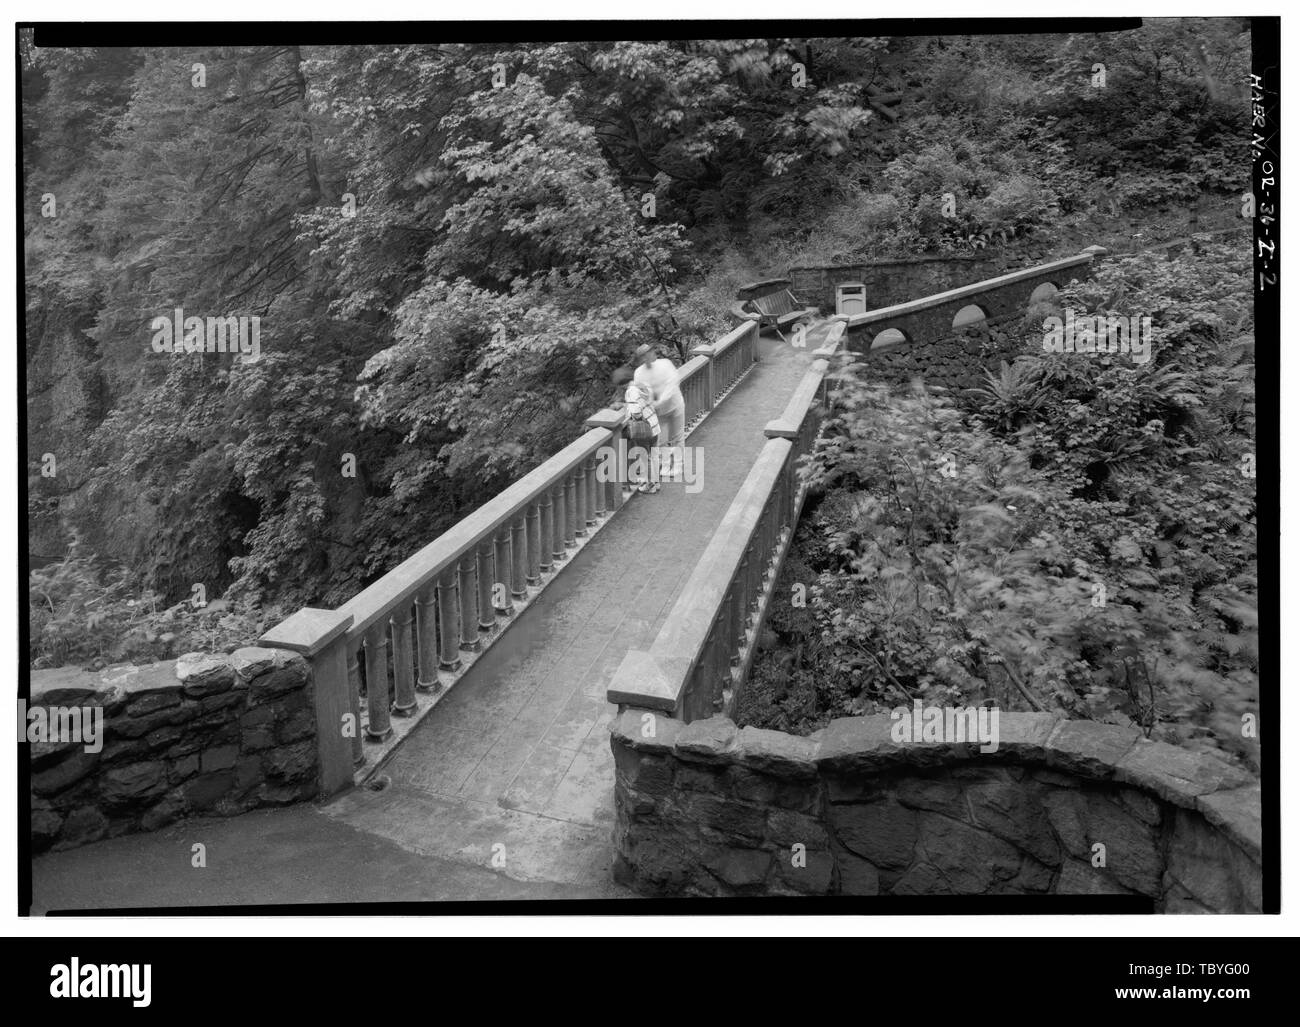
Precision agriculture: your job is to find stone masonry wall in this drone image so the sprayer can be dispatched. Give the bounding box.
[790,253,1009,314]
[804,229,1251,397]
[611,711,1262,910]
[861,320,1025,395]
[789,221,1249,315]
[29,648,319,852]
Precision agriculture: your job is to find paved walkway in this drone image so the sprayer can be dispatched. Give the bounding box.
[31,326,831,912]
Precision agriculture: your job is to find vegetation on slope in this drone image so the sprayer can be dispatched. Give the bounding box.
[23,25,1254,672]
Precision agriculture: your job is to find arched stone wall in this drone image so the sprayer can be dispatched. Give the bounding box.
[611,710,1261,909]
[1029,281,1061,305]
[869,327,910,351]
[951,303,990,328]
[842,249,1107,392]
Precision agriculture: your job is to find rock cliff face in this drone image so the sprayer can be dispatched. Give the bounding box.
[610,711,1262,911]
[26,298,106,563]
[25,287,255,600]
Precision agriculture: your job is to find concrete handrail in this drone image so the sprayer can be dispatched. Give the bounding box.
[336,427,612,645]
[608,328,839,721]
[606,438,793,719]
[713,318,756,356]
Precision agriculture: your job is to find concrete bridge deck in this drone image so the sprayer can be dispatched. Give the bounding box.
[30,325,832,911]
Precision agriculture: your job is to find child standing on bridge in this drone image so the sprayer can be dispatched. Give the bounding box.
[622,381,661,493]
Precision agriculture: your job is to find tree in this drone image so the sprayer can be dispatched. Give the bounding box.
[355,73,697,483]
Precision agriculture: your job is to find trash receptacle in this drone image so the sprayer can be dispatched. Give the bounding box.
[836,282,866,316]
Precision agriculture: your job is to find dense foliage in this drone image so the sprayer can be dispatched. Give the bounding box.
[24,24,1253,672]
[739,241,1257,771]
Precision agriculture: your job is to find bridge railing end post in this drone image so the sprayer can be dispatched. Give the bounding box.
[260,608,357,797]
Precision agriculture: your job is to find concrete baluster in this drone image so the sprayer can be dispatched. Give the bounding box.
[743,536,759,628]
[563,472,578,547]
[583,454,598,526]
[511,514,528,598]
[573,465,587,538]
[608,439,626,513]
[390,603,417,716]
[709,613,727,709]
[414,584,441,694]
[346,643,365,764]
[493,525,513,614]
[476,540,496,632]
[768,489,781,569]
[538,492,555,574]
[591,454,608,519]
[777,452,794,535]
[436,569,461,671]
[364,621,392,741]
[552,483,567,563]
[526,500,542,584]
[728,573,744,667]
[458,554,480,651]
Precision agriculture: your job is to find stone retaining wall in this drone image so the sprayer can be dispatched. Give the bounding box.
[791,253,1008,314]
[862,320,1024,395]
[789,222,1248,315]
[818,228,1251,396]
[611,710,1262,910]
[29,648,319,852]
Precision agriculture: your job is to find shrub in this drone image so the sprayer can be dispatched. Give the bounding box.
[741,353,1256,772]
[30,537,279,670]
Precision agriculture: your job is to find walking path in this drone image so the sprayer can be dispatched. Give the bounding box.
[31,326,834,912]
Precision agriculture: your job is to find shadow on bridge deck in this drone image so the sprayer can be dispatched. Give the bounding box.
[30,326,829,911]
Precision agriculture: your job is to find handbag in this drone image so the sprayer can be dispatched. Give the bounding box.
[626,412,657,443]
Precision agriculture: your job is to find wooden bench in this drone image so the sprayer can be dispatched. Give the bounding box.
[729,278,819,341]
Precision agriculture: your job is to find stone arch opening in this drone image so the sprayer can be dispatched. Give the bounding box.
[870,328,909,351]
[1029,282,1060,305]
[952,304,989,329]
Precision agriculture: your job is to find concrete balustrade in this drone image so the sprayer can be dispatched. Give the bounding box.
[604,438,793,721]
[691,319,759,414]
[607,332,839,723]
[259,317,766,795]
[677,355,712,429]
[262,428,617,790]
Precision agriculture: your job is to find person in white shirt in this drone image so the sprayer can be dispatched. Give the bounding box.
[632,344,685,481]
